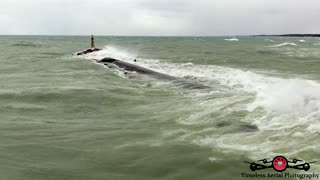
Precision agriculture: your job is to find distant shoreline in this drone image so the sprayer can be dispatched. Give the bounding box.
[253,34,320,37]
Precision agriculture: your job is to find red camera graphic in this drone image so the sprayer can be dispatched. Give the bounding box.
[244,156,316,172]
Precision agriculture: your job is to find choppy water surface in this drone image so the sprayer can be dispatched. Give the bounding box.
[0,36,320,180]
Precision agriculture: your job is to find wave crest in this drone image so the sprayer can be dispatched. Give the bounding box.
[268,42,297,48]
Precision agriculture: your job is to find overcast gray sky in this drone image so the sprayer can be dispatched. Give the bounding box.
[1,0,320,36]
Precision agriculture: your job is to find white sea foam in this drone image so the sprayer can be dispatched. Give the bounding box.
[248,79,320,115]
[299,39,306,42]
[268,42,297,48]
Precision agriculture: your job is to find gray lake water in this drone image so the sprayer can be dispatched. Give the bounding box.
[0,36,320,180]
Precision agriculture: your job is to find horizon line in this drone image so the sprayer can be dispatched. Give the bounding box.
[0,33,319,37]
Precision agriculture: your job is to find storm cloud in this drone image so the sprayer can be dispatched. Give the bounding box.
[1,0,319,35]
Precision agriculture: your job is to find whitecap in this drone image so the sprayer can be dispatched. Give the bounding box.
[224,38,239,42]
[268,42,297,48]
